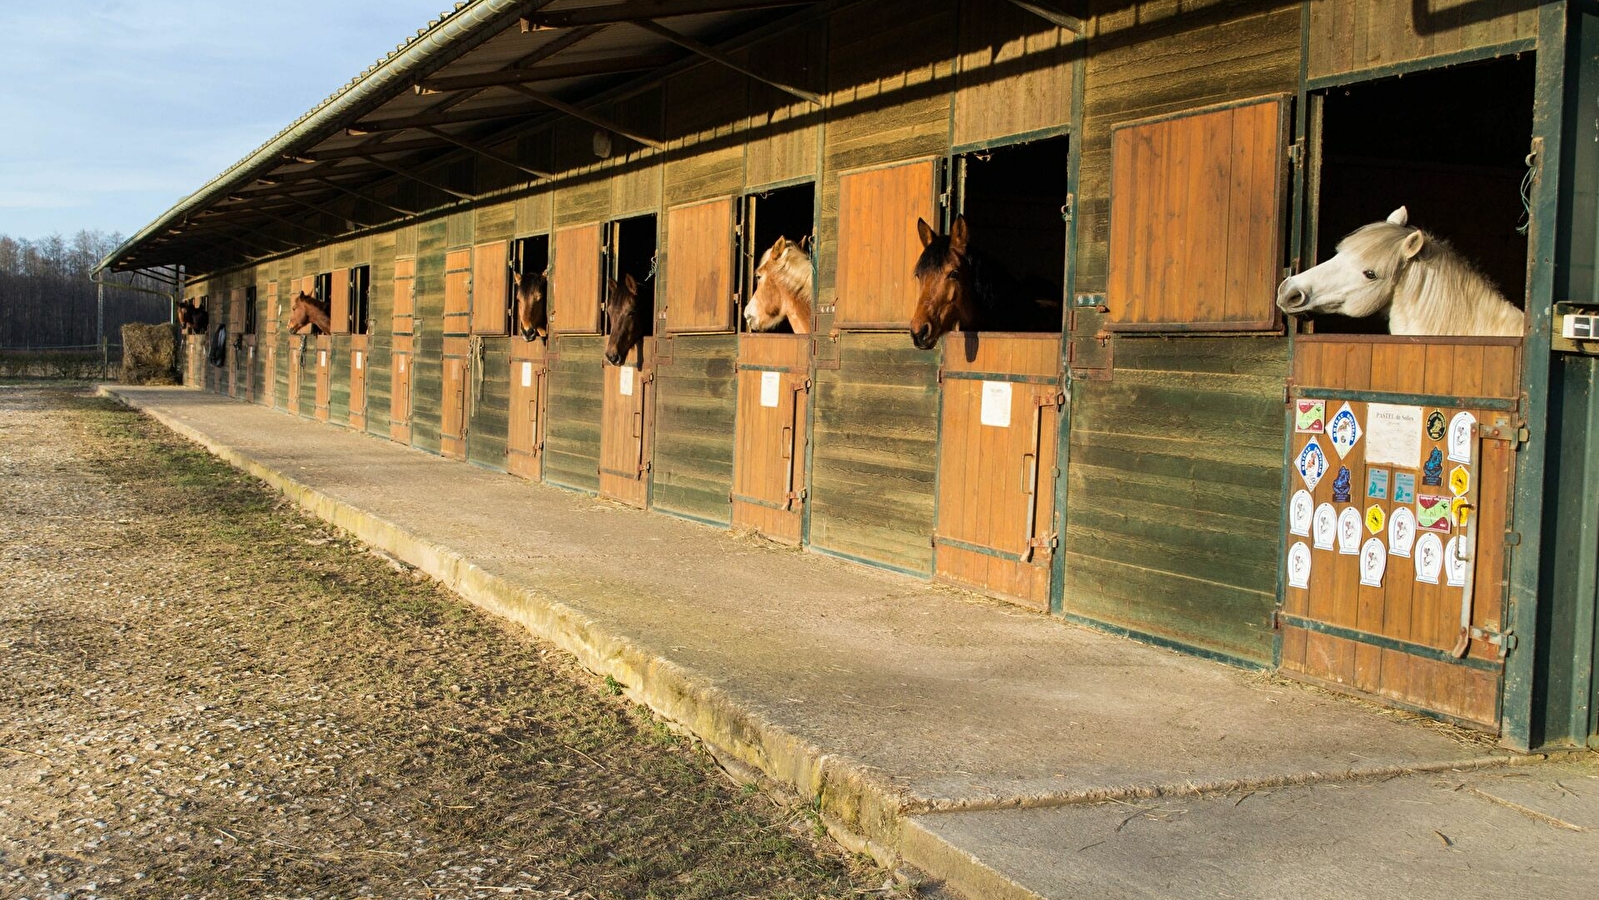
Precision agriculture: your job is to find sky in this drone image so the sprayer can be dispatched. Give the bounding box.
[0,0,451,241]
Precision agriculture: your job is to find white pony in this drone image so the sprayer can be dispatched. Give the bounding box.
[1276,207,1522,337]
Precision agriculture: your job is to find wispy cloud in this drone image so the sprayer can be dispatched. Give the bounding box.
[0,0,449,238]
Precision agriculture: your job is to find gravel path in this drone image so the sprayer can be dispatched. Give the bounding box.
[0,384,887,900]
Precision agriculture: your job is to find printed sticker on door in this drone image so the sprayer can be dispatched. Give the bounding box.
[1414,533,1444,585]
[1313,503,1337,550]
[1296,438,1328,492]
[980,381,1013,428]
[1328,402,1361,459]
[1290,490,1313,536]
[1359,538,1387,587]
[1417,495,1452,533]
[1388,507,1416,559]
[760,371,781,408]
[619,365,634,397]
[1366,404,1423,468]
[1337,507,1362,555]
[1364,504,1385,536]
[1448,411,1476,464]
[1444,536,1468,587]
[1366,468,1390,500]
[1295,399,1325,434]
[1287,542,1312,589]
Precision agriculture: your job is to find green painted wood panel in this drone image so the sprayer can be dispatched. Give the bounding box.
[410,220,449,454]
[330,334,351,424]
[652,335,737,524]
[545,335,603,492]
[364,235,396,438]
[809,332,939,573]
[467,337,511,471]
[1064,336,1288,664]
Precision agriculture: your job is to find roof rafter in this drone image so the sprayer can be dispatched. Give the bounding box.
[630,19,820,106]
[525,0,813,28]
[507,83,664,149]
[416,51,679,93]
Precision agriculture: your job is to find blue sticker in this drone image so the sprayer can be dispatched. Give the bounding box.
[1394,472,1416,504]
[1422,448,1444,486]
[1296,438,1329,492]
[1331,466,1352,502]
[1366,468,1390,500]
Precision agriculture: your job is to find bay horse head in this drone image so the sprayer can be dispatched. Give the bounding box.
[744,236,813,334]
[1276,206,1522,336]
[513,269,548,342]
[604,273,647,366]
[910,216,976,350]
[287,291,331,335]
[177,299,209,335]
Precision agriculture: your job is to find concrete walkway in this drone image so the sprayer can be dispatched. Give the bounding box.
[103,386,1593,898]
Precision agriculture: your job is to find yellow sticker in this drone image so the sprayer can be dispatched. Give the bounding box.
[1449,466,1470,497]
[1365,504,1386,535]
[1452,496,1473,527]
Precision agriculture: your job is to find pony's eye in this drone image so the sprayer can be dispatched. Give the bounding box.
[1362,269,1378,280]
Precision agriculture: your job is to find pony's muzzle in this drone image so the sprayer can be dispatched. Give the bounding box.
[1276,280,1310,314]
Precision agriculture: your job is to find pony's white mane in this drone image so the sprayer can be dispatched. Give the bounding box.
[1345,222,1522,337]
[759,242,813,304]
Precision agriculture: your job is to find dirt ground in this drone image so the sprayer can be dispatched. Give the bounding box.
[0,384,890,899]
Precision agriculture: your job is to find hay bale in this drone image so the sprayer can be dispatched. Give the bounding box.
[120,323,179,385]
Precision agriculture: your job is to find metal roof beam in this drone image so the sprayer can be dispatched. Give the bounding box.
[351,101,550,133]
[356,156,477,202]
[308,176,422,218]
[507,83,664,149]
[420,126,552,179]
[526,0,813,28]
[416,51,679,93]
[301,137,452,161]
[630,19,820,105]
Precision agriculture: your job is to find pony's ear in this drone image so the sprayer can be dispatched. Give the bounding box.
[1387,206,1409,226]
[1400,228,1426,260]
[623,272,638,292]
[607,277,619,296]
[773,236,788,256]
[949,216,969,255]
[917,218,936,248]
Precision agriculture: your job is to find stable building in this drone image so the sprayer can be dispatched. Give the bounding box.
[98,0,1599,752]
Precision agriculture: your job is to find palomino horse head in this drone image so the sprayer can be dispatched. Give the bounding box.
[910,216,978,350]
[604,273,647,366]
[1277,206,1521,336]
[1277,207,1421,322]
[744,236,814,334]
[287,291,330,335]
[513,269,548,342]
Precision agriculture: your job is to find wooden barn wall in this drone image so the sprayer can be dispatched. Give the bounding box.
[330,335,351,424]
[1306,0,1537,82]
[739,21,824,187]
[805,0,957,573]
[545,335,604,492]
[272,259,292,412]
[468,337,511,471]
[653,335,738,524]
[952,0,1077,148]
[1064,0,1300,663]
[410,219,450,454]
[364,231,398,439]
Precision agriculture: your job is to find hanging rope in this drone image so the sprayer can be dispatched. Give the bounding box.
[469,334,485,416]
[1516,150,1537,237]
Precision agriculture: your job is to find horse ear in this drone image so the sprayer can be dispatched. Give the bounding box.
[917,218,936,248]
[1400,228,1425,260]
[511,269,522,287]
[949,216,969,254]
[624,272,638,291]
[1387,206,1409,226]
[773,236,788,256]
[607,277,619,296]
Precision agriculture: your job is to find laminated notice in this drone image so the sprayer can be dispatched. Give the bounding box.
[619,365,634,397]
[760,371,781,408]
[980,381,1012,428]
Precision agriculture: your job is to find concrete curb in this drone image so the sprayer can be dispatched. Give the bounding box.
[102,386,1533,899]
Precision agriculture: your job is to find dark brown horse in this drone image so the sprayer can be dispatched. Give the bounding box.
[603,273,651,366]
[909,216,1062,350]
[512,269,548,342]
[287,291,332,335]
[177,298,209,335]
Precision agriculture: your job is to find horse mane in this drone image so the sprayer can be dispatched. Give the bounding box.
[1344,222,1522,337]
[762,241,813,306]
[916,235,1057,331]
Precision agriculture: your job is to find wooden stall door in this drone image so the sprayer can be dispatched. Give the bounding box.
[313,334,331,422]
[262,282,278,408]
[835,160,938,328]
[552,224,603,334]
[287,338,303,416]
[349,335,368,431]
[441,248,472,459]
[329,269,351,334]
[665,198,735,332]
[934,334,1062,610]
[1279,336,1520,729]
[599,341,654,508]
[508,339,548,481]
[227,288,244,398]
[391,258,415,444]
[732,334,810,543]
[472,240,510,335]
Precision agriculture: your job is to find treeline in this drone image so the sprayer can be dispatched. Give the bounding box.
[0,231,174,350]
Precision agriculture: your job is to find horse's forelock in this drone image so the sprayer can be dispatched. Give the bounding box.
[1336,221,1413,268]
[914,236,953,279]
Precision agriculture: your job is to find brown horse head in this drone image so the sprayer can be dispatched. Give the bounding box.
[512,269,548,342]
[177,298,209,335]
[744,236,813,334]
[604,273,647,366]
[287,291,331,335]
[910,216,977,350]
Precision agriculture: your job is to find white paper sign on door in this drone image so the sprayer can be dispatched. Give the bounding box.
[1366,404,1423,467]
[619,365,634,397]
[760,371,781,408]
[1359,538,1388,587]
[980,381,1012,428]
[355,351,363,371]
[319,350,327,367]
[521,361,533,388]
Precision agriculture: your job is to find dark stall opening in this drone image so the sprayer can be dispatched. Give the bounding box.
[608,214,657,339]
[955,134,1070,333]
[513,234,550,279]
[350,265,371,335]
[1312,54,1534,333]
[742,181,815,333]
